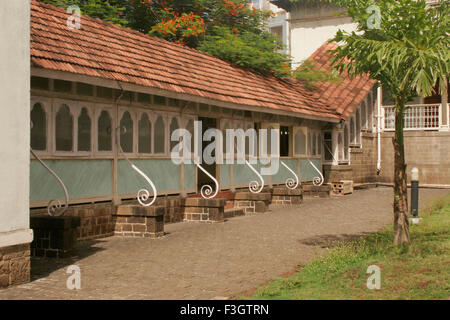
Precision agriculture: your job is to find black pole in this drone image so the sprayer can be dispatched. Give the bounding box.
[411,168,419,217]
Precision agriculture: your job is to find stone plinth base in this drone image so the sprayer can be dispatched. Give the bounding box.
[113,205,165,238]
[234,192,272,213]
[302,184,332,198]
[0,243,30,288]
[182,198,226,223]
[272,187,303,205]
[30,216,80,258]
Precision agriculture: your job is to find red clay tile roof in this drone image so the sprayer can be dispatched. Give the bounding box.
[30,0,340,121]
[307,41,377,119]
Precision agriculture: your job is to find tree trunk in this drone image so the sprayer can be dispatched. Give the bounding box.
[392,103,410,246]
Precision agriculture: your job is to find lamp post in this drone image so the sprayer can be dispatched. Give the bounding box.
[410,167,421,224]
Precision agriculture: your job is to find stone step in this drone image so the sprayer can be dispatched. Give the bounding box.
[224,208,245,219]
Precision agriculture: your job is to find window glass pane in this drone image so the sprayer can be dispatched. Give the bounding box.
[312,133,317,155]
[338,133,343,161]
[138,113,151,153]
[137,93,151,104]
[317,134,322,155]
[169,117,179,153]
[54,80,72,93]
[31,77,49,90]
[356,110,361,143]
[361,101,367,129]
[154,115,165,154]
[186,119,194,154]
[324,132,333,161]
[350,118,355,143]
[344,125,349,160]
[280,126,289,157]
[55,104,73,151]
[30,103,46,150]
[78,108,91,151]
[294,129,306,155]
[154,95,166,105]
[76,82,94,96]
[120,111,133,153]
[98,110,112,151]
[97,86,113,99]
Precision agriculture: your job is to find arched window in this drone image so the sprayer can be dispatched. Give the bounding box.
[120,111,133,153]
[312,133,317,155]
[55,104,73,151]
[294,129,306,155]
[317,133,322,155]
[98,110,112,151]
[350,117,355,144]
[169,116,180,153]
[30,103,46,151]
[355,109,361,144]
[78,108,91,152]
[138,113,151,154]
[344,124,349,160]
[154,115,165,154]
[338,132,344,161]
[361,101,367,130]
[308,131,312,155]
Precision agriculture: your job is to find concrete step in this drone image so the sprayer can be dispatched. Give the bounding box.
[224,208,245,219]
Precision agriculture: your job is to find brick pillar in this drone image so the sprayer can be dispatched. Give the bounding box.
[182,198,226,223]
[30,216,81,258]
[0,243,30,288]
[113,205,165,238]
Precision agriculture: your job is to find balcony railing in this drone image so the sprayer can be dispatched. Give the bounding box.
[382,103,446,131]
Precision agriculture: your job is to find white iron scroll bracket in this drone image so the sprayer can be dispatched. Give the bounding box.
[30,148,69,216]
[280,161,299,190]
[116,127,157,206]
[245,159,264,193]
[308,159,324,187]
[194,155,219,199]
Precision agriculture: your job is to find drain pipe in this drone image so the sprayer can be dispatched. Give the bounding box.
[376,83,382,174]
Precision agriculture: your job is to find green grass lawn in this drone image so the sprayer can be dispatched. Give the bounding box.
[246,195,450,300]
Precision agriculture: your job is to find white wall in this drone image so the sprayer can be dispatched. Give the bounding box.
[0,0,32,246]
[288,2,357,67]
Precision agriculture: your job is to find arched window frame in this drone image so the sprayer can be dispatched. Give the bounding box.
[168,113,181,157]
[94,104,115,156]
[137,110,154,155]
[53,99,76,155]
[30,96,51,155]
[153,112,168,155]
[73,104,93,154]
[355,108,361,145]
[293,126,308,156]
[118,108,136,154]
[361,100,368,130]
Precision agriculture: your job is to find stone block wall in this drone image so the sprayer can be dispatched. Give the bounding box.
[379,131,450,185]
[234,192,272,213]
[271,187,303,205]
[113,205,165,238]
[31,202,114,241]
[0,243,30,288]
[182,198,226,223]
[30,216,80,258]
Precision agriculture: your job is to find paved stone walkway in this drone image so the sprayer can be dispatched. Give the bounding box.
[0,187,448,300]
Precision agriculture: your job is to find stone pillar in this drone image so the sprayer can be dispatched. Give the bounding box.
[271,187,303,205]
[30,216,80,258]
[0,0,32,288]
[234,192,272,214]
[113,205,165,238]
[182,198,226,223]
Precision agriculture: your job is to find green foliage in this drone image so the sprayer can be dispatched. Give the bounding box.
[293,60,341,90]
[324,0,449,105]
[198,26,292,77]
[40,0,127,25]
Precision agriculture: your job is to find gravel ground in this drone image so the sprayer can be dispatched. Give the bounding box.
[0,187,448,300]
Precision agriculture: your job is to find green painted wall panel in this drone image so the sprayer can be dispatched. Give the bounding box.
[300,159,322,181]
[184,163,195,191]
[272,159,298,184]
[233,161,267,186]
[118,159,180,195]
[219,164,230,188]
[30,159,112,202]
